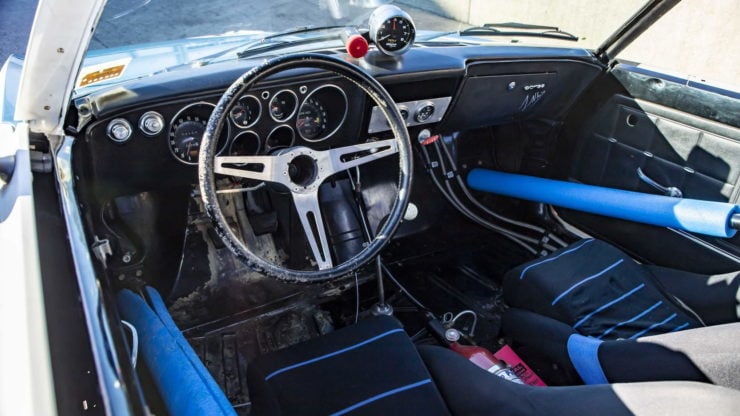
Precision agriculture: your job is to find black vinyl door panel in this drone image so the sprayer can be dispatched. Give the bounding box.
[574,94,740,202]
[563,64,740,273]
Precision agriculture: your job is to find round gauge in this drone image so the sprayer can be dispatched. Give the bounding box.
[230,95,261,128]
[266,125,295,151]
[398,106,409,121]
[168,102,230,165]
[369,5,416,56]
[230,131,261,156]
[414,103,435,123]
[269,90,298,122]
[296,98,328,141]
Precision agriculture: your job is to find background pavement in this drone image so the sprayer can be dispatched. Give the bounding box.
[0,0,38,63]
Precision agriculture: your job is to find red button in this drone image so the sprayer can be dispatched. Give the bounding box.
[346,34,369,59]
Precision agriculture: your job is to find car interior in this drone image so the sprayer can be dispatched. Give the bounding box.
[28,3,740,415]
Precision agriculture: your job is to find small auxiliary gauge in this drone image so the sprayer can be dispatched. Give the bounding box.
[399,106,409,121]
[414,102,435,123]
[369,5,416,56]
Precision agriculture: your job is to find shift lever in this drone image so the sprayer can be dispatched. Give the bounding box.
[370,256,393,316]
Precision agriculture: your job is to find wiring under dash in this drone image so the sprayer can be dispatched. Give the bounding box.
[420,133,567,256]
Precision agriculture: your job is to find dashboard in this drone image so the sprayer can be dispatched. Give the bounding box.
[69,43,605,281]
[73,45,604,205]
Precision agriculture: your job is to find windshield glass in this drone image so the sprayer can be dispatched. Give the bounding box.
[92,0,649,50]
[80,0,649,89]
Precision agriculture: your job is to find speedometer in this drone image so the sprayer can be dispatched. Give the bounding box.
[168,102,229,164]
[369,5,416,56]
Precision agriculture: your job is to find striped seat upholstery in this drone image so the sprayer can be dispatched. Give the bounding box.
[502,239,740,388]
[246,315,450,416]
[505,239,702,340]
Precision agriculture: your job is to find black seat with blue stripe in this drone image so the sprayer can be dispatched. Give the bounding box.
[502,238,740,388]
[247,315,450,416]
[246,314,740,415]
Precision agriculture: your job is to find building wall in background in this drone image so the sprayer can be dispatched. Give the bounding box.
[400,0,738,87]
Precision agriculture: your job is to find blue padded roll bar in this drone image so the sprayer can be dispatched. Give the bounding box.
[467,168,739,238]
[117,289,236,416]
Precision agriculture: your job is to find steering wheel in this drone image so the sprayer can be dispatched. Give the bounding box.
[199,53,412,283]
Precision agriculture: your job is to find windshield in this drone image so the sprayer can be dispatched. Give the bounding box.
[80,0,649,89]
[91,0,649,51]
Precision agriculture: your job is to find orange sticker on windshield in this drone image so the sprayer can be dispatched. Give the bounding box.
[77,58,131,87]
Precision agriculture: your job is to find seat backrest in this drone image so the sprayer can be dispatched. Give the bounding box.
[504,239,703,340]
[117,288,236,416]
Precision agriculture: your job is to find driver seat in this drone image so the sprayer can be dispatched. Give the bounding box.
[246,315,740,415]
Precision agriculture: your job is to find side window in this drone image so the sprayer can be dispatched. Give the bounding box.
[618,0,739,88]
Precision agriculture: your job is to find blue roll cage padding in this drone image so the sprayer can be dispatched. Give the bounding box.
[117,289,236,416]
[567,334,609,385]
[467,169,739,238]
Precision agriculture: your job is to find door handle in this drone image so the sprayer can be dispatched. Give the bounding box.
[637,167,683,198]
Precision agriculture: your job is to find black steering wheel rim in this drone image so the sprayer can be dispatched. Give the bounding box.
[199,53,413,283]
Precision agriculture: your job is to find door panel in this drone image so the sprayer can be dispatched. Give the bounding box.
[562,64,740,273]
[573,93,740,203]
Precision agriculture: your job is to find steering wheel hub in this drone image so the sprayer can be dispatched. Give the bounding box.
[288,154,318,187]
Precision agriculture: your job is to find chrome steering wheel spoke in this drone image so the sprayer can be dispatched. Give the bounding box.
[214,155,283,183]
[320,138,398,178]
[292,191,333,270]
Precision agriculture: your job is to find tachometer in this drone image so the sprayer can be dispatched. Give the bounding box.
[296,98,328,141]
[369,5,416,56]
[168,102,229,164]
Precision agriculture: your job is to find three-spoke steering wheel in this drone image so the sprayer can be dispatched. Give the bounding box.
[199,54,413,283]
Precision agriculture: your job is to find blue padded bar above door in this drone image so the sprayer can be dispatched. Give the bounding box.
[467,168,739,238]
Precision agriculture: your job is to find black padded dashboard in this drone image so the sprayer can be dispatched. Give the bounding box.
[72,45,604,200]
[74,45,600,117]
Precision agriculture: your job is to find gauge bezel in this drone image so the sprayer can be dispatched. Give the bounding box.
[106,118,133,143]
[268,89,299,122]
[414,101,436,123]
[369,5,416,57]
[168,101,231,165]
[229,94,262,129]
[138,111,165,137]
[228,130,261,158]
[297,84,348,142]
[398,105,409,121]
[295,97,327,141]
[265,124,296,151]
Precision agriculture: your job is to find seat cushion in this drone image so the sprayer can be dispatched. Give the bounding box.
[247,315,450,416]
[418,345,632,416]
[419,345,740,416]
[502,307,710,385]
[504,239,702,340]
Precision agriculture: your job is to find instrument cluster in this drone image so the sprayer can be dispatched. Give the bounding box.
[105,82,349,165]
